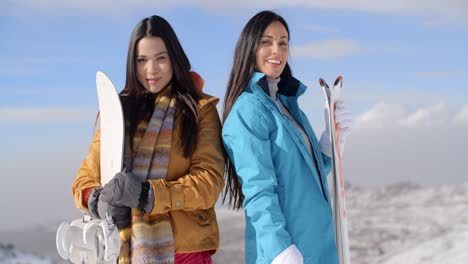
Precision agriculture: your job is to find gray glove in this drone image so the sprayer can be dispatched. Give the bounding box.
[97,200,131,230]
[87,188,131,230]
[100,171,151,211]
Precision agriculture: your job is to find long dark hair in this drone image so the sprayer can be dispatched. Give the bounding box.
[121,15,200,157]
[222,11,292,209]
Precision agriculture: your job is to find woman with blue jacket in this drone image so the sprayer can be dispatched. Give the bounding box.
[222,11,353,264]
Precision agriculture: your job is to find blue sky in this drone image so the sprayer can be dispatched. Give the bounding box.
[0,1,467,230]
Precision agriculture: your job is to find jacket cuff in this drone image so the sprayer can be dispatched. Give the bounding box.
[272,245,303,264]
[82,187,96,209]
[170,183,184,209]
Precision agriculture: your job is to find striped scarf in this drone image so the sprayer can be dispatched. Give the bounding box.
[119,86,176,264]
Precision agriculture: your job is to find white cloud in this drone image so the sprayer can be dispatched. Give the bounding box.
[335,82,468,113]
[355,101,407,129]
[400,102,449,127]
[413,69,468,79]
[299,90,467,188]
[355,101,468,129]
[0,67,49,78]
[454,106,468,125]
[342,101,468,188]
[0,107,96,122]
[0,56,116,77]
[300,24,340,34]
[5,0,468,27]
[292,39,363,60]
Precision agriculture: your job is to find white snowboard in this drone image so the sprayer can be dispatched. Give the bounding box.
[56,71,123,263]
[96,71,124,185]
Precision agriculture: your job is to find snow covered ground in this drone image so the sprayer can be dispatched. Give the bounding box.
[214,181,468,264]
[0,243,64,264]
[347,181,468,264]
[1,181,467,263]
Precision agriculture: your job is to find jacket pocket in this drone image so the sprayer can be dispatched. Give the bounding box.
[187,209,212,226]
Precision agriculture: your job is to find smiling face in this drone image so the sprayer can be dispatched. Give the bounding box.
[255,21,289,79]
[136,36,173,93]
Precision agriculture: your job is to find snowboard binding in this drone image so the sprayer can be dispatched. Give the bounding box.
[56,213,120,264]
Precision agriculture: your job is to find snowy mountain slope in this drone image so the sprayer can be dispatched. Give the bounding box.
[380,227,468,264]
[347,181,468,264]
[0,243,60,264]
[2,182,467,264]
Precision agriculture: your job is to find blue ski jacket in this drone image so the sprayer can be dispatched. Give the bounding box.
[222,72,339,264]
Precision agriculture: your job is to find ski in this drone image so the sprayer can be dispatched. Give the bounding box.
[319,76,351,264]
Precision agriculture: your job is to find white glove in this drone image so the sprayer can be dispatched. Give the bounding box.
[272,245,303,264]
[319,100,353,157]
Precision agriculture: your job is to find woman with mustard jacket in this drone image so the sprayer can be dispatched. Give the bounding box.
[72,15,224,264]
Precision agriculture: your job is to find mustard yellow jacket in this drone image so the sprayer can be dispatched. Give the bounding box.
[72,94,225,253]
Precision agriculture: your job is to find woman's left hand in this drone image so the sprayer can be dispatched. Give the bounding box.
[319,100,353,156]
[334,100,353,140]
[100,171,144,208]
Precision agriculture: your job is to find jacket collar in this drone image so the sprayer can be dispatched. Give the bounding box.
[249,72,307,98]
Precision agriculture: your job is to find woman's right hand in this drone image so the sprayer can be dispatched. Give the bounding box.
[88,188,131,230]
[272,245,303,264]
